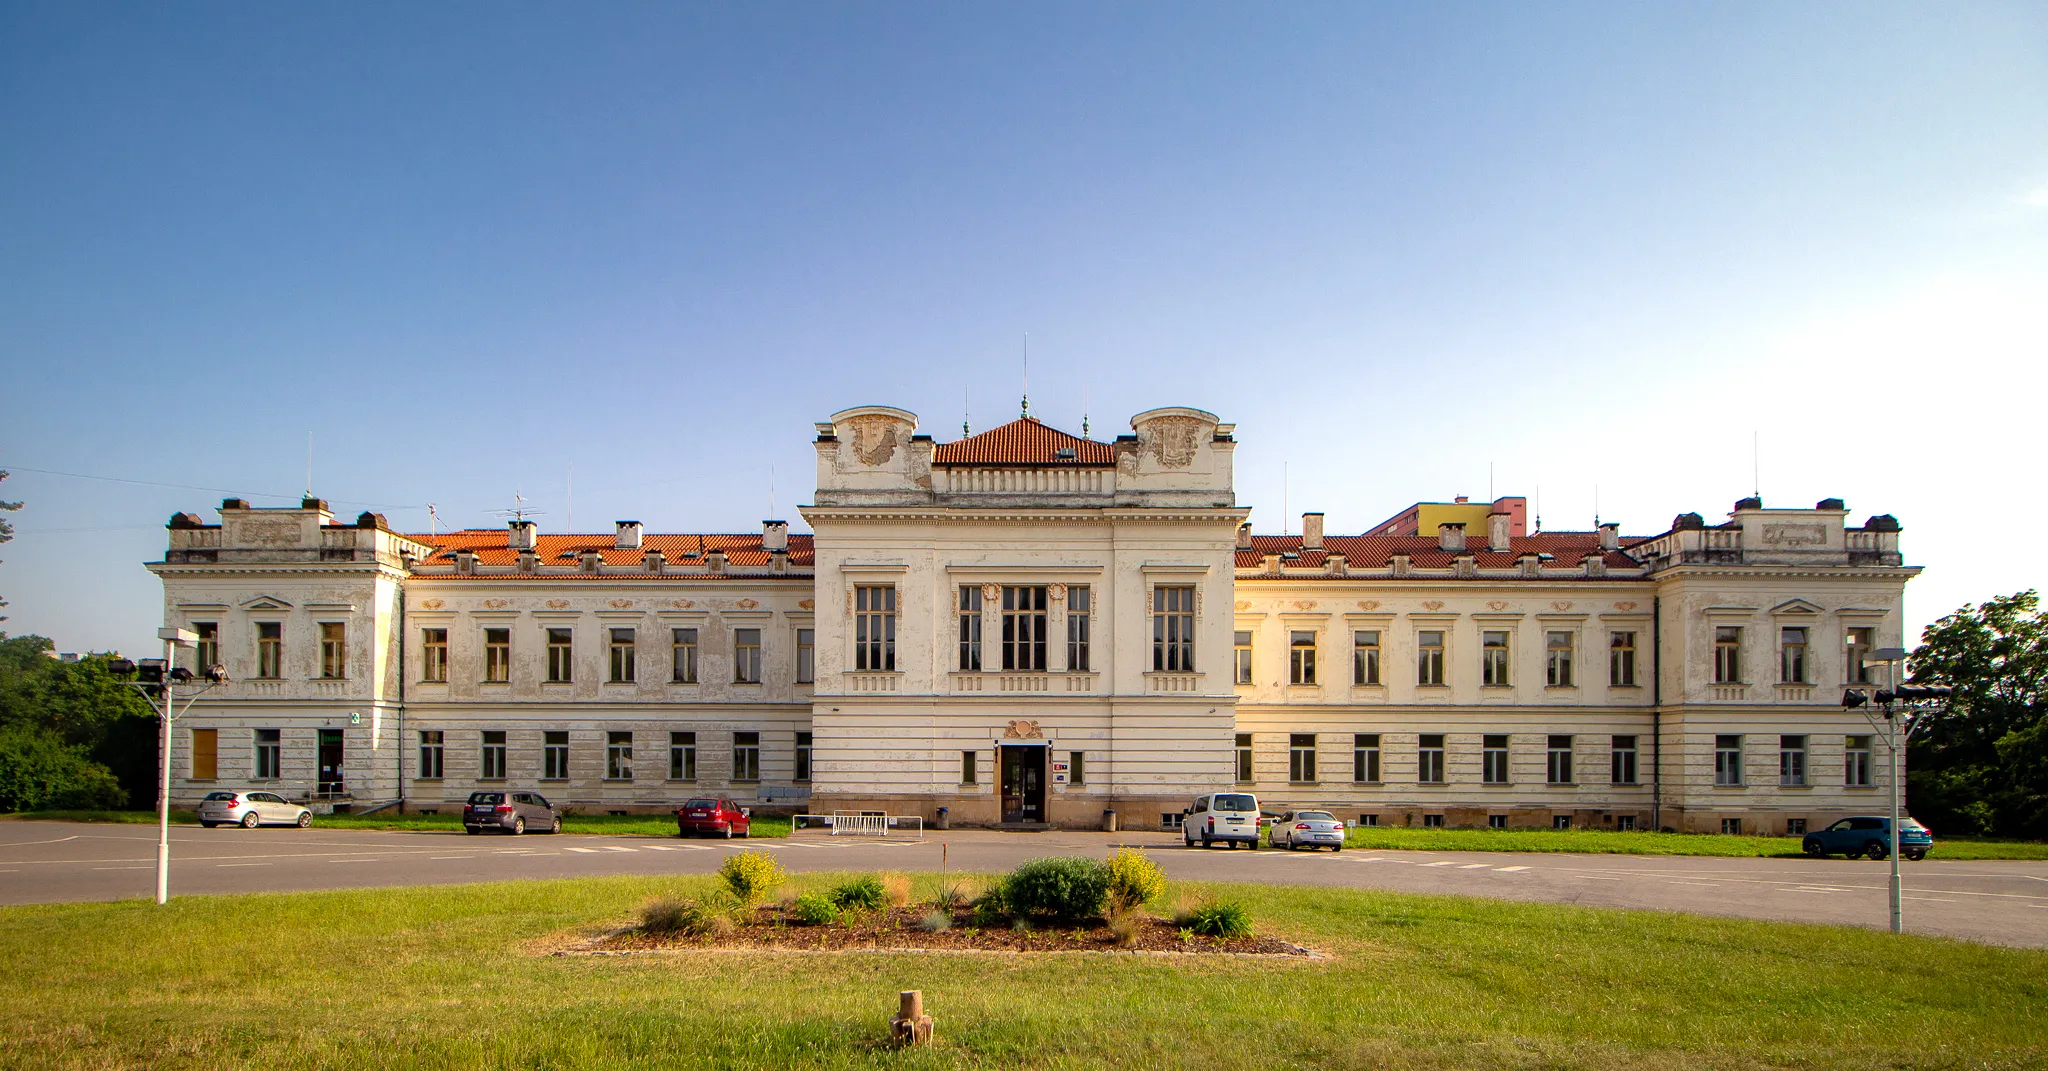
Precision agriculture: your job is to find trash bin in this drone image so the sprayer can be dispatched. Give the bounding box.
[935,806,949,831]
[1101,808,1118,833]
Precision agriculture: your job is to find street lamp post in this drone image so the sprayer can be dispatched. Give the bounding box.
[1842,649,1949,936]
[110,630,225,905]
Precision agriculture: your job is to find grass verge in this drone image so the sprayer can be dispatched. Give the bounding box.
[2,809,789,838]
[1340,825,2048,859]
[0,873,2041,1070]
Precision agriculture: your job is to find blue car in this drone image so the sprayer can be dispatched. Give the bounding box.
[1802,816,1932,861]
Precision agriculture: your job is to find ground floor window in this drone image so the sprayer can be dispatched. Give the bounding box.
[1616,815,1637,831]
[1787,817,1807,835]
[795,732,813,782]
[960,750,977,785]
[1234,733,1253,783]
[1553,814,1572,830]
[669,732,696,781]
[544,731,569,780]
[1356,813,1379,827]
[1353,734,1380,783]
[1288,733,1317,783]
[190,728,218,780]
[732,731,760,782]
[417,730,443,780]
[606,731,633,781]
[480,731,506,780]
[1162,812,1183,829]
[1489,814,1507,829]
[255,728,282,780]
[1068,751,1086,786]
[1422,814,1444,828]
[1721,817,1743,835]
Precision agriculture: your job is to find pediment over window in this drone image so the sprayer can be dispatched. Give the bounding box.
[1771,598,1824,616]
[240,595,294,611]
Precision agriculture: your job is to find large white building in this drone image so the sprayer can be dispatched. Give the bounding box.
[146,405,1918,834]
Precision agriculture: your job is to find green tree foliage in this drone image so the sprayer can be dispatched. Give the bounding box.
[0,634,157,811]
[1908,590,2048,838]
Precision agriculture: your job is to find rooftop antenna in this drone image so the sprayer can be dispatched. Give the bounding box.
[1020,332,1029,418]
[566,463,573,531]
[1283,461,1290,536]
[426,503,440,539]
[304,432,313,499]
[769,464,776,520]
[1594,484,1600,528]
[1082,387,1090,439]
[488,490,545,524]
[1753,430,1761,500]
[962,384,970,437]
[1534,484,1542,533]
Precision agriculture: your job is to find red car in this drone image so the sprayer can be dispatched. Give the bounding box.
[676,796,751,838]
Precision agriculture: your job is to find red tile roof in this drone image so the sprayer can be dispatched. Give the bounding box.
[1235,532,1647,572]
[931,417,1115,466]
[407,531,814,569]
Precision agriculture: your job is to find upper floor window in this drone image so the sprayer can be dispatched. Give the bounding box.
[1714,734,1743,786]
[1545,631,1575,687]
[1002,586,1048,671]
[733,628,762,684]
[256,621,283,679]
[1611,735,1638,784]
[1481,631,1511,686]
[1288,733,1317,783]
[1713,627,1742,683]
[546,628,573,683]
[194,622,219,670]
[1066,586,1091,672]
[608,628,636,683]
[1609,631,1637,687]
[855,585,897,672]
[1845,627,1874,684]
[1416,631,1445,686]
[1152,586,1196,672]
[422,628,448,682]
[1482,734,1510,784]
[483,628,510,682]
[1233,630,1254,685]
[795,628,815,684]
[957,586,982,671]
[1289,631,1317,685]
[671,628,698,683]
[318,622,347,679]
[1780,627,1808,684]
[1354,630,1380,685]
[1546,735,1574,784]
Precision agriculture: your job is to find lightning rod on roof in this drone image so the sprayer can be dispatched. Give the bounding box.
[1020,332,1029,418]
[1082,386,1089,439]
[963,384,970,437]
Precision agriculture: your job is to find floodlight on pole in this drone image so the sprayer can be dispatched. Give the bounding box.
[111,627,225,905]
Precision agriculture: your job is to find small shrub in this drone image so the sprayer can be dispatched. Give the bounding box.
[936,878,977,910]
[1004,856,1111,923]
[881,872,913,907]
[789,892,840,926]
[830,874,886,912]
[640,897,690,935]
[1105,848,1166,911]
[642,896,739,937]
[717,850,787,907]
[1107,906,1143,948]
[1011,916,1032,932]
[918,908,952,933]
[1176,898,1253,939]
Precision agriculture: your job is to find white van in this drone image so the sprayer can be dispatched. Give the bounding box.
[1182,792,1262,848]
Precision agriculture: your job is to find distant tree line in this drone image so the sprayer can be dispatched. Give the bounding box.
[1907,590,2048,839]
[0,634,157,811]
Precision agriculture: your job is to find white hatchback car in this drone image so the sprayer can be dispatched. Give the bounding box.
[197,790,312,829]
[1269,809,1345,851]
[1182,792,1263,849]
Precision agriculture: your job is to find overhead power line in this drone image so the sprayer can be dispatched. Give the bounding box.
[0,463,423,512]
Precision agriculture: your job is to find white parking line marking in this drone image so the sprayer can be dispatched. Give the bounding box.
[1669,881,1721,887]
[1496,866,1530,872]
[1903,896,1956,902]
[1458,863,1492,869]
[601,846,637,853]
[329,858,381,864]
[93,866,149,870]
[564,847,600,854]
[217,863,271,868]
[1576,876,1622,881]
[642,845,681,851]
[430,856,472,861]
[1417,861,1456,867]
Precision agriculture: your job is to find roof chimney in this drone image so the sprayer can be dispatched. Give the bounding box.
[508,519,538,551]
[614,520,643,550]
[1488,511,1511,552]
[1301,513,1324,551]
[762,519,788,553]
[1438,522,1466,551]
[1598,522,1619,551]
[580,548,603,573]
[1236,522,1253,549]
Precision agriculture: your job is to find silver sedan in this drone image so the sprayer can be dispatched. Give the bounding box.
[197,790,312,829]
[1269,810,1345,851]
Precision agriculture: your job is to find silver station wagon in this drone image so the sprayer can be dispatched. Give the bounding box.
[197,790,313,829]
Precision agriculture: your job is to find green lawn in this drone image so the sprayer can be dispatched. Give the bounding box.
[0,874,2042,1070]
[3,809,790,838]
[1340,825,2048,860]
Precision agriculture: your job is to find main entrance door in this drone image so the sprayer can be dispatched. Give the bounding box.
[317,729,344,796]
[999,745,1046,824]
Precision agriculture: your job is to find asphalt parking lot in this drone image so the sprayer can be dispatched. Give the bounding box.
[4,820,2044,947]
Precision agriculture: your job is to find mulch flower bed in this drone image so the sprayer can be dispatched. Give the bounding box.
[586,904,1312,956]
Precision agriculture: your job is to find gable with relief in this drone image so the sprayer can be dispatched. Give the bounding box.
[240,595,293,611]
[1771,598,1824,616]
[846,416,901,467]
[1144,416,1201,468]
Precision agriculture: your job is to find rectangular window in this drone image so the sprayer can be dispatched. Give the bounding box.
[1483,734,1510,784]
[1610,631,1637,686]
[484,628,510,682]
[194,622,219,671]
[417,730,443,780]
[1714,734,1743,786]
[319,622,347,679]
[1714,627,1742,683]
[1234,732,1254,783]
[1357,813,1380,827]
[1780,627,1808,684]
[191,728,217,780]
[1422,813,1445,828]
[1353,733,1381,783]
[609,628,636,683]
[1069,750,1086,786]
[256,621,283,679]
[1616,815,1637,832]
[544,731,569,780]
[1152,586,1196,672]
[606,731,633,780]
[1553,814,1573,830]
[1067,586,1091,672]
[1779,734,1807,786]
[795,731,813,782]
[1288,733,1317,783]
[1002,586,1049,671]
[795,629,815,684]
[961,750,977,785]
[1354,630,1381,685]
[1417,631,1445,686]
[254,728,282,780]
[1481,630,1511,686]
[481,731,507,780]
[1611,735,1638,785]
[957,586,982,671]
[1489,814,1508,829]
[1545,631,1575,687]
[546,628,573,683]
[1547,734,1574,784]
[671,628,698,683]
[1721,817,1743,835]
[1289,631,1317,685]
[1845,627,1874,684]
[855,585,897,672]
[669,731,696,781]
[1418,733,1446,784]
[1786,817,1808,835]
[732,731,760,782]
[1234,630,1254,685]
[1845,735,1873,787]
[422,628,448,682]
[733,628,762,683]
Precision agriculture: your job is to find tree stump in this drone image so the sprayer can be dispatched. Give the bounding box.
[890,990,934,1047]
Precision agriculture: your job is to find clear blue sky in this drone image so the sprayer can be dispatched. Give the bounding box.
[3,3,2044,655]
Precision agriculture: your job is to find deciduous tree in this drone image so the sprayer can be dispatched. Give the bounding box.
[1908,591,2048,838]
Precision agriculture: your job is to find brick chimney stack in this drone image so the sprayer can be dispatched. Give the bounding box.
[1489,511,1512,552]
[1301,513,1324,551]
[1438,522,1466,551]
[614,520,643,550]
